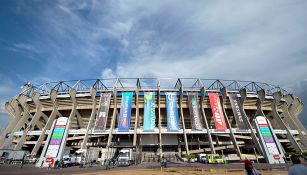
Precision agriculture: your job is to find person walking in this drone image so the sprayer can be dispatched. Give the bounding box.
[53,159,57,169]
[20,154,26,168]
[244,159,261,175]
[288,154,307,175]
[79,158,84,168]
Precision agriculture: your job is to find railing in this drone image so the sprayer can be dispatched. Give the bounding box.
[18,78,291,97]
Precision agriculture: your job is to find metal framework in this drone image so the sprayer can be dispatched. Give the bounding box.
[19,78,292,97]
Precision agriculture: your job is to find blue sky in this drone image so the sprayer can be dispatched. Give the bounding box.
[0,0,307,130]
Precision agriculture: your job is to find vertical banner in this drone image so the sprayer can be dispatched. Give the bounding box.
[94,93,111,131]
[208,92,227,130]
[143,92,156,131]
[255,116,284,163]
[188,93,204,130]
[165,92,180,131]
[118,92,133,131]
[45,117,68,158]
[228,93,247,129]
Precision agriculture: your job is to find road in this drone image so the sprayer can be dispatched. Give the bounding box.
[0,162,292,175]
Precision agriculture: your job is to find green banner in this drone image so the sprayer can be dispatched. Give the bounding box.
[143,92,156,131]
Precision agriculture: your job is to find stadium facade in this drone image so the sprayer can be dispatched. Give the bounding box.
[0,78,306,164]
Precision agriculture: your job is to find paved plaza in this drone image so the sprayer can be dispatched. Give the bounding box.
[0,163,291,175]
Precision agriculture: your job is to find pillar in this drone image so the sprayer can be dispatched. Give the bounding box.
[14,92,43,150]
[133,88,139,147]
[158,82,163,159]
[179,87,189,155]
[221,87,242,159]
[31,90,59,155]
[81,88,97,149]
[0,99,22,146]
[0,95,31,149]
[200,87,215,154]
[239,88,264,155]
[271,91,302,153]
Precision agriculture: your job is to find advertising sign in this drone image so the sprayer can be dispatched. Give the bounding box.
[188,93,203,130]
[118,92,133,131]
[228,93,247,129]
[256,116,280,155]
[165,92,180,131]
[143,92,156,131]
[45,117,68,158]
[94,93,111,131]
[208,92,227,130]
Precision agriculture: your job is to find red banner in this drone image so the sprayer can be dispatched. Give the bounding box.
[208,92,227,130]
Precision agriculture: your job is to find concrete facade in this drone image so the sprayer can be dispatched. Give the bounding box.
[1,78,306,163]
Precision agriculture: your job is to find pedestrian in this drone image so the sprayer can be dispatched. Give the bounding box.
[48,162,52,170]
[288,154,307,175]
[60,159,64,169]
[104,159,110,170]
[79,158,84,168]
[20,154,26,168]
[161,157,167,169]
[244,159,261,175]
[54,159,59,169]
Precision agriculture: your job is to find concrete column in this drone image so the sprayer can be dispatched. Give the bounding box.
[289,95,304,117]
[158,83,163,159]
[221,88,242,159]
[0,95,31,149]
[200,87,215,154]
[288,96,306,133]
[68,89,77,122]
[15,92,43,150]
[107,89,117,150]
[41,112,49,123]
[271,91,302,153]
[283,95,307,150]
[0,99,22,146]
[254,89,266,118]
[75,110,84,129]
[81,88,97,149]
[31,90,59,155]
[133,89,139,147]
[179,87,189,155]
[239,88,264,155]
[36,121,44,130]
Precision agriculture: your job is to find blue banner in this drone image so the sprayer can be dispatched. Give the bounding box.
[143,92,156,131]
[166,92,180,131]
[118,92,133,131]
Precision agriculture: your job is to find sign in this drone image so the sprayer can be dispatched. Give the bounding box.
[256,116,280,155]
[94,93,111,131]
[118,92,133,131]
[228,93,247,129]
[45,157,54,166]
[143,92,156,131]
[45,117,68,158]
[208,92,227,130]
[188,93,203,130]
[166,92,180,131]
[273,155,280,160]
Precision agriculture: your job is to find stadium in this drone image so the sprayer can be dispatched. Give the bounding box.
[0,78,306,165]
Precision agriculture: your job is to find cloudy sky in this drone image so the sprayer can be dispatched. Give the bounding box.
[0,0,307,130]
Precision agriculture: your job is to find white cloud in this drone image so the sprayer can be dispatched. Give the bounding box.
[97,0,307,88]
[101,68,117,79]
[2,0,306,130]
